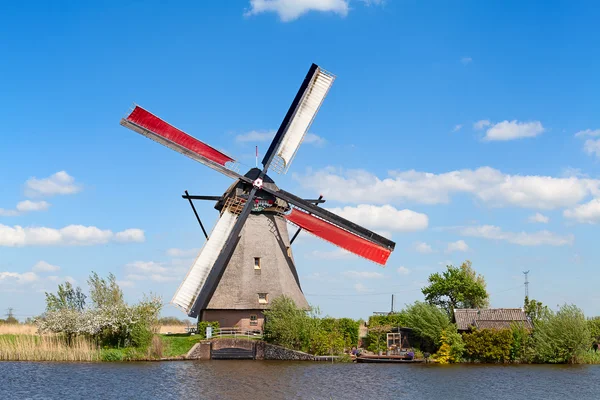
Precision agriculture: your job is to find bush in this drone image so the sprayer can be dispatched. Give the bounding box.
[435,328,464,364]
[263,296,358,356]
[462,328,513,363]
[130,322,153,349]
[533,304,591,364]
[510,322,534,363]
[197,321,220,339]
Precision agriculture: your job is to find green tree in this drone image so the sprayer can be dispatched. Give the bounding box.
[45,281,87,312]
[534,304,591,363]
[88,272,124,309]
[422,261,489,316]
[588,317,600,349]
[403,301,452,349]
[524,297,549,325]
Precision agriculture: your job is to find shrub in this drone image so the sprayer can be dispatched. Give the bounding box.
[130,322,153,349]
[435,329,464,364]
[510,322,534,363]
[462,328,513,363]
[533,304,591,364]
[197,321,220,339]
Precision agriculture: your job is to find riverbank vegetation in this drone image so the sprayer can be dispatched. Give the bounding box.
[364,261,600,365]
[263,296,360,356]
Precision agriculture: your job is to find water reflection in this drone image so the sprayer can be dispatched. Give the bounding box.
[1,361,598,400]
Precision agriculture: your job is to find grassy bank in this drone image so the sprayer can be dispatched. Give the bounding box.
[0,334,100,362]
[0,329,202,362]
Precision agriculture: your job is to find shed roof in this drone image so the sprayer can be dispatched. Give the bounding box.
[454,308,532,331]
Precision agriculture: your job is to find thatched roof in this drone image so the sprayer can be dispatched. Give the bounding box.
[206,212,308,311]
[454,308,532,331]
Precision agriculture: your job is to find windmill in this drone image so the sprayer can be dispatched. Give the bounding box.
[120,63,396,328]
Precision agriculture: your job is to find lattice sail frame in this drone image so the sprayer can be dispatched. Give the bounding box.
[270,67,336,174]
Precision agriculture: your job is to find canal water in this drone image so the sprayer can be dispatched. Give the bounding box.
[1,361,599,399]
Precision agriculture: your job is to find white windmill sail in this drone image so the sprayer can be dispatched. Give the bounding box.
[171,209,237,314]
[273,67,335,173]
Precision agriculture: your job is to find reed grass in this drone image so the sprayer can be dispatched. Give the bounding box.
[0,324,37,335]
[158,324,190,334]
[0,334,100,362]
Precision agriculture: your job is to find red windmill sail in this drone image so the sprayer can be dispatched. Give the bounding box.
[285,208,392,265]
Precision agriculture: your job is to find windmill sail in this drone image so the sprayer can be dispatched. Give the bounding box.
[263,64,335,173]
[121,105,240,179]
[285,208,392,265]
[171,209,237,314]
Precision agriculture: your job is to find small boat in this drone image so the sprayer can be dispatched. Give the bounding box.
[355,355,425,363]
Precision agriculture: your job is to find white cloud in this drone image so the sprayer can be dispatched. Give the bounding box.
[582,139,600,159]
[447,240,469,252]
[0,208,19,217]
[564,199,600,224]
[413,241,434,254]
[25,171,81,197]
[126,261,168,274]
[461,57,472,65]
[575,129,600,159]
[528,212,549,224]
[303,133,326,147]
[245,0,349,22]
[460,225,573,246]
[397,266,410,275]
[296,166,600,210]
[307,248,353,260]
[452,124,463,132]
[17,200,50,212]
[574,129,600,137]
[343,270,384,279]
[0,271,39,284]
[166,248,200,258]
[33,261,61,272]
[361,0,385,6]
[0,224,145,247]
[473,120,491,130]
[235,130,275,143]
[235,130,325,147]
[483,120,545,141]
[148,274,178,282]
[117,280,135,288]
[354,283,370,293]
[0,200,50,217]
[114,229,145,243]
[326,204,428,232]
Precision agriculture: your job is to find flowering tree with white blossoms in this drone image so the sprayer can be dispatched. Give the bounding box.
[36,272,162,348]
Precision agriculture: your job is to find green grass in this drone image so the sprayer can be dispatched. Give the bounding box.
[160,334,203,357]
[580,349,600,364]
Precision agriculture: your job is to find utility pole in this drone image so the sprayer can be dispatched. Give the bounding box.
[391,294,395,314]
[523,270,530,306]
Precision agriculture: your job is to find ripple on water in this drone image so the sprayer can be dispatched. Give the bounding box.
[1,361,599,400]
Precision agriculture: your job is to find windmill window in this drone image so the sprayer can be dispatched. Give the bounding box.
[254,257,261,270]
[258,293,268,304]
[250,314,258,326]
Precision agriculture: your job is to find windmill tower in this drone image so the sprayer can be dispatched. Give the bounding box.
[120,64,396,330]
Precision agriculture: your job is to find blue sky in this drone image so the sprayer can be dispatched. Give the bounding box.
[1,0,599,321]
